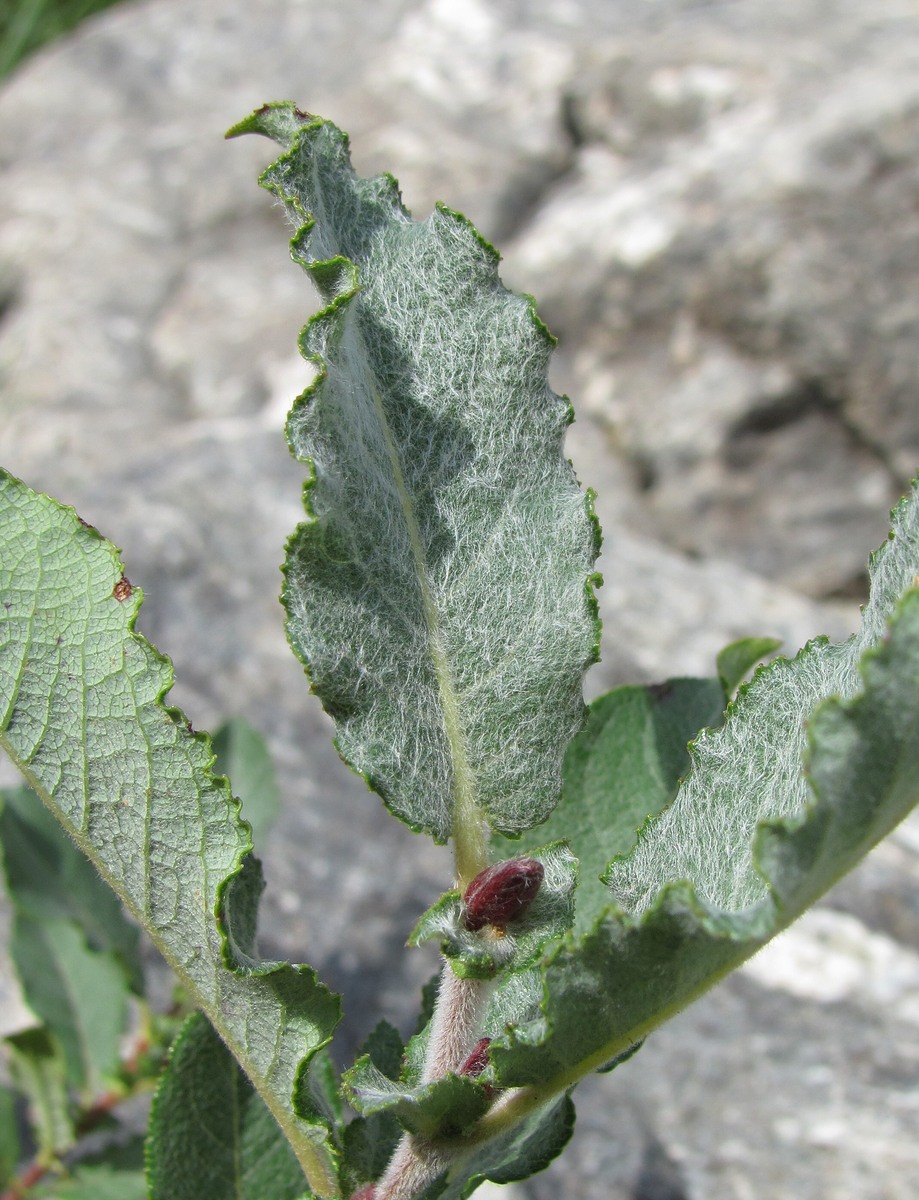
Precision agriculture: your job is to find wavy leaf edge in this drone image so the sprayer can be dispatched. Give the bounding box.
[228,102,602,851]
[0,470,341,1197]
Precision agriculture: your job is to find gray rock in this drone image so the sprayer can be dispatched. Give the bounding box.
[1,1,918,1197]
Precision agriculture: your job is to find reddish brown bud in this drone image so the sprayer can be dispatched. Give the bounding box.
[350,1185,377,1200]
[459,1037,492,1078]
[462,858,544,932]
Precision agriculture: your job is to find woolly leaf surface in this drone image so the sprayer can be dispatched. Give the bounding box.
[611,478,919,914]
[147,1013,310,1200]
[344,1059,490,1139]
[230,103,600,845]
[488,559,919,1090]
[493,680,726,935]
[0,471,340,1197]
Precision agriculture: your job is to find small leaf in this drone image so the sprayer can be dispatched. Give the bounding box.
[420,1095,575,1200]
[359,1020,405,1080]
[341,1113,401,1197]
[6,1028,73,1160]
[10,913,127,1098]
[0,785,143,993]
[343,1061,490,1140]
[231,105,600,851]
[299,1047,345,1133]
[146,1012,310,1200]
[716,636,782,696]
[494,680,726,934]
[410,844,576,980]
[340,1023,404,1194]
[613,478,919,916]
[212,718,282,848]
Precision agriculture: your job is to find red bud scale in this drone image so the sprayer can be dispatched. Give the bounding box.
[461,858,544,932]
[458,1037,492,1078]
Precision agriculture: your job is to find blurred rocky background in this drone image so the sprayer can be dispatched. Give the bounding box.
[1,1,918,1197]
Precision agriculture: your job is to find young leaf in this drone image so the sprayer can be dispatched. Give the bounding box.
[344,1062,490,1141]
[421,1095,575,1200]
[6,1028,73,1161]
[613,479,919,915]
[340,1023,404,1194]
[211,718,282,849]
[0,785,143,993]
[147,1013,311,1200]
[227,105,600,868]
[489,506,919,1099]
[10,913,127,1099]
[716,636,782,697]
[0,471,340,1197]
[494,680,726,934]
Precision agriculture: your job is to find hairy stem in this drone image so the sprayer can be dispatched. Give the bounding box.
[375,967,489,1200]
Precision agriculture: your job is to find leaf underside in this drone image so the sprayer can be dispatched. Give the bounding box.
[0,472,340,1197]
[489,482,919,1089]
[229,103,600,845]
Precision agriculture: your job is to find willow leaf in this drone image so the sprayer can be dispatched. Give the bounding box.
[612,477,919,914]
[227,104,600,851]
[486,486,919,1092]
[0,471,340,1198]
[147,1013,311,1200]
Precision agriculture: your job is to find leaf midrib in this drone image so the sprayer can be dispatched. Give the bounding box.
[363,366,484,884]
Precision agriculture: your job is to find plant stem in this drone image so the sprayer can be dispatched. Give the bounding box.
[375,966,489,1200]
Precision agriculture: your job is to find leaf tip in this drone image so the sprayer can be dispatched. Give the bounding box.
[226,101,315,146]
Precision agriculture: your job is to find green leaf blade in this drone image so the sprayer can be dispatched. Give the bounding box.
[147,1013,311,1200]
[0,784,143,993]
[0,472,340,1197]
[212,719,282,850]
[716,635,782,696]
[6,1028,74,1161]
[243,107,600,848]
[611,478,919,916]
[488,559,919,1094]
[495,679,726,935]
[10,913,127,1097]
[344,1059,490,1140]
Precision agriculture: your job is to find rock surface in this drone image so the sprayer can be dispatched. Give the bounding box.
[1,1,918,1198]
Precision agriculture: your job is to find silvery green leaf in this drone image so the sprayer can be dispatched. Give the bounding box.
[0,471,340,1197]
[228,104,600,846]
[488,485,919,1090]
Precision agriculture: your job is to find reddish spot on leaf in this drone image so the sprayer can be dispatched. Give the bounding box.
[113,577,133,602]
[462,858,544,932]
